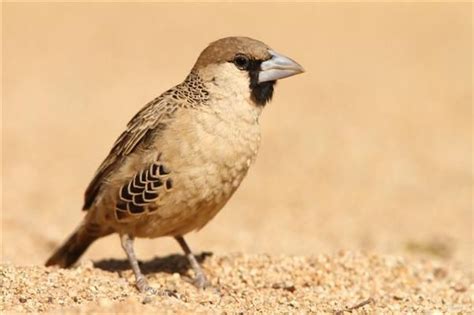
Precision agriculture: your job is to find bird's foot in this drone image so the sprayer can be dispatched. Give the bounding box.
[193,272,211,289]
[136,276,156,294]
[137,276,179,304]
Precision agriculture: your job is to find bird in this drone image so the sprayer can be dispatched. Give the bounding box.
[45,36,304,293]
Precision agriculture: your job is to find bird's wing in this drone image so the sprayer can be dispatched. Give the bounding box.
[82,92,178,210]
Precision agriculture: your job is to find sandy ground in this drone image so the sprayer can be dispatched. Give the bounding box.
[2,252,473,314]
[2,2,472,313]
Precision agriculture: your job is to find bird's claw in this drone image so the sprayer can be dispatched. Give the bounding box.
[136,276,154,294]
[193,273,211,289]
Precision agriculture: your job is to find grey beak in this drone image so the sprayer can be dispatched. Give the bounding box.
[258,50,305,83]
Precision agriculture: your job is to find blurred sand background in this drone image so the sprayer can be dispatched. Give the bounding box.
[2,2,472,277]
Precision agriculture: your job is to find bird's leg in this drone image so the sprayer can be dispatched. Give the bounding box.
[120,234,154,294]
[175,236,210,289]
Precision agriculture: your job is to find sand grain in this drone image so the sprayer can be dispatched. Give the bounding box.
[2,252,472,314]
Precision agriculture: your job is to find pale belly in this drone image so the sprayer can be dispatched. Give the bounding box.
[133,160,250,238]
[109,108,262,238]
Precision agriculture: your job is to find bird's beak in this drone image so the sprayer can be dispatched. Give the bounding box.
[258,50,305,83]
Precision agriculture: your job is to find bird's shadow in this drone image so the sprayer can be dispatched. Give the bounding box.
[93,252,213,276]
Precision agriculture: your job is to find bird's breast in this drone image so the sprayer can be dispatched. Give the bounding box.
[158,105,260,210]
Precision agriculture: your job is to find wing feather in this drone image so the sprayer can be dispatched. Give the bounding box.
[82,72,208,210]
[82,94,176,210]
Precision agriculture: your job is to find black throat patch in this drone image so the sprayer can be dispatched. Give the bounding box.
[248,60,276,107]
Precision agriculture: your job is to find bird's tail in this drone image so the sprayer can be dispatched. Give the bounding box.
[45,221,108,268]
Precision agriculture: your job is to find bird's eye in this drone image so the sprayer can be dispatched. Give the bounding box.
[233,54,250,70]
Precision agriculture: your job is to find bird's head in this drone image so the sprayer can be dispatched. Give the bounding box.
[192,36,304,106]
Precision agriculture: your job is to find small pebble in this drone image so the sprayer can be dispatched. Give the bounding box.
[1,253,472,313]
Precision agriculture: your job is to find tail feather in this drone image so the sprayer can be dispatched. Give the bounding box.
[45,223,105,268]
